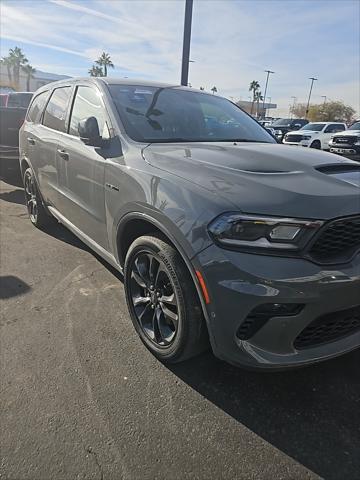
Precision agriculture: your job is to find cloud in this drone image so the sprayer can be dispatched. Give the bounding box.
[1,0,358,114]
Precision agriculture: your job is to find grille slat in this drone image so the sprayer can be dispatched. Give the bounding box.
[333,136,357,145]
[294,305,360,350]
[308,216,360,263]
[285,134,303,142]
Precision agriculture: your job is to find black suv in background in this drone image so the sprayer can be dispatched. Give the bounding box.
[271,118,308,142]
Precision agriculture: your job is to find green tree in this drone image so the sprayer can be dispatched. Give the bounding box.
[22,64,36,91]
[291,101,356,123]
[95,52,114,77]
[249,80,260,115]
[254,90,264,117]
[88,65,104,77]
[0,56,14,84]
[8,47,28,87]
[211,86,217,94]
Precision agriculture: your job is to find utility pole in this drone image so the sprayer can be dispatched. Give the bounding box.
[290,96,297,118]
[181,0,194,86]
[321,95,327,104]
[306,77,317,118]
[262,69,274,118]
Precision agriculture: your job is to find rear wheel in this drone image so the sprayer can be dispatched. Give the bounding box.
[23,167,52,229]
[310,140,321,149]
[124,234,208,363]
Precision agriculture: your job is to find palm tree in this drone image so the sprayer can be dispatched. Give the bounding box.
[22,64,36,91]
[8,47,28,87]
[88,65,104,77]
[95,52,114,77]
[1,56,14,84]
[249,80,260,115]
[254,90,264,118]
[211,86,217,94]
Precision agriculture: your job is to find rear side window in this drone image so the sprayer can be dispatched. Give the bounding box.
[43,86,72,132]
[324,123,346,133]
[27,91,49,123]
[69,85,110,138]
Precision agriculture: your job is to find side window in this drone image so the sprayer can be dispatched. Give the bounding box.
[325,124,345,133]
[27,91,49,123]
[69,86,110,139]
[43,86,72,132]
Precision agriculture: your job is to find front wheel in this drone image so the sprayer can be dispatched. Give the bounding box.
[124,234,208,363]
[310,140,321,149]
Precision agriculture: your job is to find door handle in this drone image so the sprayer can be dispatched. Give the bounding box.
[27,137,36,145]
[57,149,69,161]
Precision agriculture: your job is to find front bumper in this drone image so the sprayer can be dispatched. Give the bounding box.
[329,144,360,161]
[195,244,360,369]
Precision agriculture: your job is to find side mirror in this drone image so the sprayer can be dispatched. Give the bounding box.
[78,117,103,147]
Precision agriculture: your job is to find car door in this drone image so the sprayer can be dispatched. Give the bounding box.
[32,86,73,206]
[322,123,346,149]
[55,84,110,249]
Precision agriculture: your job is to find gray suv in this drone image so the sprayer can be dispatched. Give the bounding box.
[19,78,360,370]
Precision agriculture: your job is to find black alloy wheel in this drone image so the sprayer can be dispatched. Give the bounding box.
[130,251,179,346]
[124,235,208,363]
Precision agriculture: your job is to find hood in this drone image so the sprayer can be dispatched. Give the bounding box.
[287,129,319,136]
[333,129,360,137]
[143,142,360,219]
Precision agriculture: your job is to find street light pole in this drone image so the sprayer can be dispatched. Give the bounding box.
[262,69,274,118]
[305,77,317,118]
[181,0,194,86]
[290,96,297,118]
[321,95,327,104]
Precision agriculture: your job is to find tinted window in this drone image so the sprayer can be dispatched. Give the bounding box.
[349,122,360,130]
[324,124,345,133]
[43,86,71,132]
[300,123,326,131]
[69,85,109,138]
[272,118,292,127]
[109,85,274,143]
[7,92,33,108]
[27,91,49,123]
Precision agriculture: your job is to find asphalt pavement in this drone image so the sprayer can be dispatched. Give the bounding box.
[1,158,360,480]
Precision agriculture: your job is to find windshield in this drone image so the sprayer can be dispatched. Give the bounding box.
[300,123,325,131]
[109,85,275,143]
[349,122,360,130]
[271,118,292,126]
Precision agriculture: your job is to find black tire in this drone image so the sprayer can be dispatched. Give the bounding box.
[23,167,52,229]
[124,234,209,363]
[310,140,321,149]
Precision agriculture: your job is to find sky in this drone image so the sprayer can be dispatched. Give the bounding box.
[1,0,359,116]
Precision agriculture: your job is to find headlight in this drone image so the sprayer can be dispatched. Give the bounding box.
[302,135,312,140]
[208,213,323,252]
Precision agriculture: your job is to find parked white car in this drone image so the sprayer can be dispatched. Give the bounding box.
[283,122,347,150]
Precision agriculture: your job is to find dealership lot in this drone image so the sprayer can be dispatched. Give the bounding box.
[1,162,360,480]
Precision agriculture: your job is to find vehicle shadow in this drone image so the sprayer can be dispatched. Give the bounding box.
[0,156,23,188]
[168,348,360,480]
[0,188,25,205]
[0,275,31,299]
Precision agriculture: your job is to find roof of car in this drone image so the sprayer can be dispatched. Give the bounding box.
[307,121,345,124]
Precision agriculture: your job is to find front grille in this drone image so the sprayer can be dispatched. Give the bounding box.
[294,305,360,350]
[333,136,357,145]
[308,216,360,263]
[285,134,303,142]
